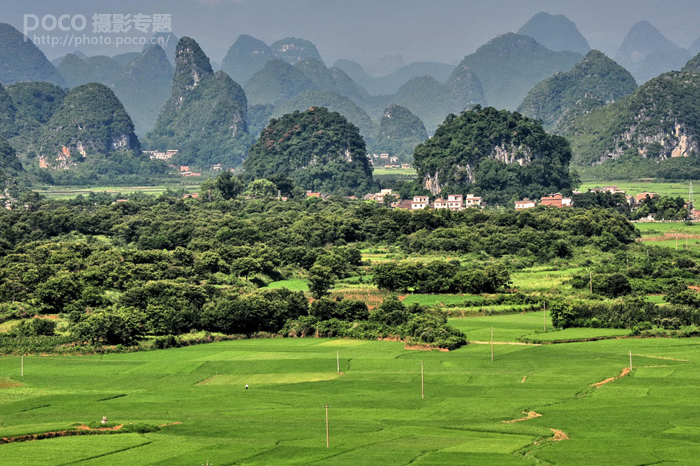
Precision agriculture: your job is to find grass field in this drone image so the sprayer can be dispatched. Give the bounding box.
[579,180,697,201]
[2,313,700,464]
[634,222,700,250]
[35,185,200,200]
[371,168,417,178]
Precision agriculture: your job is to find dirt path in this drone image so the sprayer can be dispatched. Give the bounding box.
[632,353,689,362]
[592,367,630,388]
[503,411,542,423]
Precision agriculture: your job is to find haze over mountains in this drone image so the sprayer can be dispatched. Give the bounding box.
[1,5,700,186]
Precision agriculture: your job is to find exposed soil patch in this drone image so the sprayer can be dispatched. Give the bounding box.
[503,411,542,423]
[592,367,630,388]
[638,233,700,242]
[77,424,123,431]
[1,424,123,444]
[632,353,689,362]
[521,376,528,383]
[403,344,449,352]
[550,428,569,441]
[158,422,182,427]
[0,379,23,389]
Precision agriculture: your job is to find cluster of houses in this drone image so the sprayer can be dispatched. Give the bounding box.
[515,187,661,210]
[361,189,482,211]
[367,153,412,169]
[144,149,179,160]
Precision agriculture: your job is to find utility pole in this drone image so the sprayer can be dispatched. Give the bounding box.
[589,271,593,294]
[689,182,694,222]
[421,361,424,399]
[323,403,330,448]
[336,351,340,373]
[543,301,547,332]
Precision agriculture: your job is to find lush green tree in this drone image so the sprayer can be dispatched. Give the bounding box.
[308,264,336,299]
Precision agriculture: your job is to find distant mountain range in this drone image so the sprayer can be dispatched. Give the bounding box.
[2,13,700,186]
[518,50,638,134]
[616,21,692,84]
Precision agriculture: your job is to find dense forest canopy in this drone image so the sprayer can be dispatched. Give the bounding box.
[244,107,375,196]
[413,106,577,204]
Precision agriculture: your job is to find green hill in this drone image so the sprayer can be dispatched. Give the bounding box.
[333,59,455,96]
[413,106,576,204]
[57,55,124,88]
[615,21,690,84]
[38,83,140,167]
[221,34,275,86]
[271,90,375,145]
[0,84,18,139]
[566,71,700,169]
[244,59,314,106]
[0,23,66,87]
[244,107,374,196]
[682,52,700,73]
[145,37,252,168]
[111,52,141,67]
[270,37,324,65]
[294,59,369,99]
[518,50,637,133]
[0,136,24,196]
[445,63,487,113]
[518,12,591,55]
[113,45,174,135]
[459,33,583,111]
[6,82,66,126]
[393,77,455,134]
[4,82,67,155]
[374,104,428,160]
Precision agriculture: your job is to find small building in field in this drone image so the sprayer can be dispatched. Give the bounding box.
[515,198,536,209]
[636,192,659,202]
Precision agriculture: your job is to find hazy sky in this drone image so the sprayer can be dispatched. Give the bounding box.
[6,0,700,74]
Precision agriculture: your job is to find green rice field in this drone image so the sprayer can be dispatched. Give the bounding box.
[2,312,700,464]
[579,180,697,201]
[35,185,200,200]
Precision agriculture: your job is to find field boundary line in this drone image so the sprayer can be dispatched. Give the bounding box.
[632,353,689,362]
[471,341,541,346]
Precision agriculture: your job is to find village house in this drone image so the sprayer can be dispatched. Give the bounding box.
[515,198,536,209]
[433,198,447,209]
[540,193,572,207]
[364,189,394,203]
[145,149,179,160]
[636,192,659,203]
[411,196,429,210]
[464,194,482,207]
[447,194,463,211]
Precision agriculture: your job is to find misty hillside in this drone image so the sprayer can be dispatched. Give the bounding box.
[518,12,590,55]
[458,33,583,111]
[616,21,691,84]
